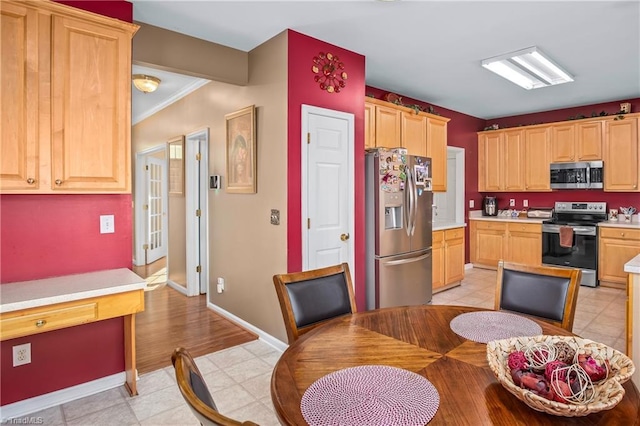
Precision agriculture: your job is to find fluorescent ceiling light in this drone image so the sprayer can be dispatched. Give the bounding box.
[482,47,573,90]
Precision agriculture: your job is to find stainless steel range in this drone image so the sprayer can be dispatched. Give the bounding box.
[542,202,607,287]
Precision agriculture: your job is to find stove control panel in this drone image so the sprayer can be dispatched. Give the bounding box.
[554,202,607,213]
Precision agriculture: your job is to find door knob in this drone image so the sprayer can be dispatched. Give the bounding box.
[340,233,350,241]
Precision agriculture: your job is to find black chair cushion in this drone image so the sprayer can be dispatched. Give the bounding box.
[500,269,570,322]
[189,370,217,411]
[286,273,353,328]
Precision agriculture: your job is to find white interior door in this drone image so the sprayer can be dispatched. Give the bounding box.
[146,156,168,263]
[185,128,209,296]
[302,105,354,274]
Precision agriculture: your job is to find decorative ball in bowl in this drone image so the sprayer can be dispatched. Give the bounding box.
[486,335,635,417]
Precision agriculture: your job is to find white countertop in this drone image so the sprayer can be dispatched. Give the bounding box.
[625,254,640,274]
[599,220,640,229]
[467,210,546,224]
[0,268,146,313]
[433,222,467,231]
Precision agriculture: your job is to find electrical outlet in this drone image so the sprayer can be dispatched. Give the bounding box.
[217,277,225,293]
[523,199,529,208]
[100,215,115,234]
[13,343,31,367]
[469,200,474,208]
[509,199,516,207]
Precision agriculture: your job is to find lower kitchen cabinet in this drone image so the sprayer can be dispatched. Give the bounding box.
[433,227,465,293]
[470,220,542,269]
[599,227,640,289]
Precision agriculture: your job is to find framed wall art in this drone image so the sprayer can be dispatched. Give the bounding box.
[168,135,185,195]
[225,105,256,193]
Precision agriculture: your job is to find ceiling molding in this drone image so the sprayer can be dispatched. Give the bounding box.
[133,79,210,125]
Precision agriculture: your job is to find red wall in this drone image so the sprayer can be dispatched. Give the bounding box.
[287,30,367,309]
[1,0,134,406]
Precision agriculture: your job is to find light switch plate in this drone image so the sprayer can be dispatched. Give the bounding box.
[270,209,280,225]
[509,199,515,207]
[469,200,474,208]
[100,215,115,234]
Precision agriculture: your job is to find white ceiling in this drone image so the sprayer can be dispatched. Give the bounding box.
[130,0,640,121]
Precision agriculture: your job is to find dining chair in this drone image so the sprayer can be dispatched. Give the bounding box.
[494,260,582,332]
[171,347,259,426]
[273,262,357,344]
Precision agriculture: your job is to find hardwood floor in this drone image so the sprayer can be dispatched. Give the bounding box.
[135,285,258,374]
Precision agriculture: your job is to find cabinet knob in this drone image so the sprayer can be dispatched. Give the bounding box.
[35,319,46,327]
[27,178,35,185]
[621,233,625,237]
[55,179,63,186]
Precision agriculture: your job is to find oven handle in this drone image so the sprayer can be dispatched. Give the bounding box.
[542,225,596,236]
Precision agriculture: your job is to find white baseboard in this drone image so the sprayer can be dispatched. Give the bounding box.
[207,301,288,353]
[167,280,187,295]
[465,263,474,270]
[0,372,125,421]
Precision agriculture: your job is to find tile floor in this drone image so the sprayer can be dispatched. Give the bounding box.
[13,267,625,425]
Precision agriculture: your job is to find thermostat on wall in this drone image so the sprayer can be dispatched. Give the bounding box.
[209,175,221,190]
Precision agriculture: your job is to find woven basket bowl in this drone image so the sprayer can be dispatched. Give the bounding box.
[486,335,635,417]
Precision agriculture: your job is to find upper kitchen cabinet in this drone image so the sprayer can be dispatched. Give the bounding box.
[0,0,138,194]
[477,128,525,192]
[523,126,551,191]
[604,117,639,191]
[364,98,450,191]
[551,121,602,162]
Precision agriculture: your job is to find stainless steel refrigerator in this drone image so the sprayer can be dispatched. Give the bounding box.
[365,148,433,310]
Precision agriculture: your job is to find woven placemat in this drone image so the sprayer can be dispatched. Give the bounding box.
[300,365,439,426]
[450,311,542,343]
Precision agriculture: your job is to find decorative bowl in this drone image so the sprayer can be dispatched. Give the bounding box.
[486,335,635,417]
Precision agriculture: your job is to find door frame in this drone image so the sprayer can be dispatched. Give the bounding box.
[185,128,210,296]
[301,104,355,275]
[134,144,168,267]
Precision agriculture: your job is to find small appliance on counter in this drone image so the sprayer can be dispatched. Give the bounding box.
[482,196,498,216]
[526,207,554,219]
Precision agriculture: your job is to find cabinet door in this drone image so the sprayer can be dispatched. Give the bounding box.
[474,229,506,267]
[401,111,427,156]
[427,117,448,192]
[51,15,131,192]
[364,101,376,149]
[375,105,401,148]
[478,133,503,192]
[604,118,639,191]
[576,121,602,161]
[551,123,575,162]
[507,226,541,266]
[598,237,640,283]
[524,127,551,191]
[432,231,445,290]
[0,3,41,191]
[444,228,465,284]
[503,129,525,191]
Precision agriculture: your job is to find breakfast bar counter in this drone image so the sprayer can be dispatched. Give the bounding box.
[0,268,146,395]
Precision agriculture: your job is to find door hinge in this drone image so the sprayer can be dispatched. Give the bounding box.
[145,165,149,170]
[143,244,149,250]
[307,218,311,229]
[196,152,201,161]
[143,204,149,210]
[196,209,201,217]
[196,265,201,273]
[307,133,311,144]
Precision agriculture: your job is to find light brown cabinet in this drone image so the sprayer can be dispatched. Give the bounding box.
[551,121,603,162]
[478,129,525,192]
[603,118,639,191]
[470,220,541,269]
[599,227,640,289]
[364,98,450,191]
[523,127,551,191]
[0,0,138,194]
[432,227,465,292]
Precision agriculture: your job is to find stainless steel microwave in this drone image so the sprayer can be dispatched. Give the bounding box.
[550,161,603,189]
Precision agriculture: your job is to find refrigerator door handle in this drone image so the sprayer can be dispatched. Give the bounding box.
[404,167,412,237]
[384,251,431,266]
[407,166,416,236]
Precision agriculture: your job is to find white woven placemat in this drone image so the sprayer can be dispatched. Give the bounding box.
[300,365,440,426]
[450,311,543,343]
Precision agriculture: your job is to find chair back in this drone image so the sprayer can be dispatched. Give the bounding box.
[495,261,581,332]
[171,347,259,426]
[273,262,357,344]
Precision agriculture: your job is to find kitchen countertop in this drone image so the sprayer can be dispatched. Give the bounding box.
[626,254,640,274]
[433,222,467,231]
[0,268,146,313]
[467,210,546,224]
[599,220,640,229]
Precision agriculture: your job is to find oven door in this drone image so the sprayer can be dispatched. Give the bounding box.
[542,224,598,286]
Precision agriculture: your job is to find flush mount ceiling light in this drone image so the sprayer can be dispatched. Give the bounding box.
[132,74,161,93]
[481,46,573,90]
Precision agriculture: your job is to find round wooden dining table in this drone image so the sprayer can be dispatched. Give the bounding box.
[270,305,640,425]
